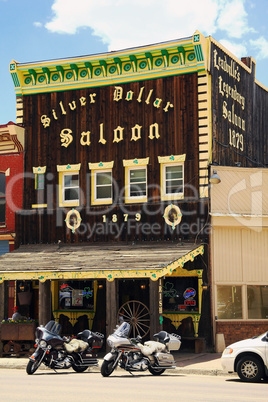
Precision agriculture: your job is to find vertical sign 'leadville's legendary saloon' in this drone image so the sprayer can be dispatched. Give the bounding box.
[211,43,247,161]
[210,41,266,167]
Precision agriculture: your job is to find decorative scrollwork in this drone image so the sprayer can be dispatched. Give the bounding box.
[163,204,182,230]
[65,209,82,233]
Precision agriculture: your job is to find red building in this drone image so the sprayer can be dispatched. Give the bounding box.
[0,121,24,316]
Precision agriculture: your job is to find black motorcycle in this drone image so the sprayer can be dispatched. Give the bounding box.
[26,320,104,374]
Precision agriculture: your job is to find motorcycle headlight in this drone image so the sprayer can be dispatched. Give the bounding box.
[39,340,47,348]
[107,339,114,348]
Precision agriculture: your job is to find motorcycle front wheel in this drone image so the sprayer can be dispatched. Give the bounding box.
[101,359,117,377]
[148,366,166,376]
[26,356,43,375]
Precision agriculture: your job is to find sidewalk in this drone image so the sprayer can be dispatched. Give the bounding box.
[0,352,233,376]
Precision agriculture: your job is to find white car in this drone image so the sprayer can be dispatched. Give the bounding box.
[221,332,268,382]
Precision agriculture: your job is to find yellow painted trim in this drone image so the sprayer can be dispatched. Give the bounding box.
[90,168,113,205]
[163,204,182,228]
[0,246,204,283]
[197,71,210,198]
[53,310,95,330]
[57,163,81,172]
[65,208,82,233]
[51,280,58,311]
[163,313,201,336]
[123,157,149,167]
[124,164,148,204]
[158,154,186,164]
[88,161,114,170]
[0,234,14,241]
[159,159,185,201]
[32,204,47,208]
[58,171,80,208]
[10,33,208,96]
[32,166,47,174]
[125,196,147,204]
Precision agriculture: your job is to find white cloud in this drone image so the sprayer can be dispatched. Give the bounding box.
[218,38,247,58]
[44,0,221,50]
[217,0,254,38]
[44,0,255,52]
[250,36,268,60]
[34,22,42,28]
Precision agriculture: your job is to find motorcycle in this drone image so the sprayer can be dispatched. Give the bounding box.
[101,321,181,376]
[26,320,104,375]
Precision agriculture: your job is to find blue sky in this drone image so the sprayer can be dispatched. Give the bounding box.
[1,0,268,124]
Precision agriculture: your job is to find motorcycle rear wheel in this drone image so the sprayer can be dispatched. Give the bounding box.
[148,366,166,376]
[101,359,117,377]
[26,357,43,375]
[72,364,88,373]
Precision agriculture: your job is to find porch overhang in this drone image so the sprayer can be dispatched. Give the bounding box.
[0,242,204,283]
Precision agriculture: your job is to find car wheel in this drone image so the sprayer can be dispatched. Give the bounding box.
[237,355,264,383]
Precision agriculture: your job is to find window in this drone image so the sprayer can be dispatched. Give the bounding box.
[33,166,46,190]
[32,167,47,208]
[158,154,185,201]
[123,158,149,203]
[57,163,81,207]
[217,285,242,319]
[58,280,95,310]
[89,161,114,205]
[163,277,199,313]
[247,285,268,319]
[129,167,147,197]
[95,171,112,200]
[63,173,79,203]
[164,165,183,194]
[36,173,45,190]
[0,172,6,224]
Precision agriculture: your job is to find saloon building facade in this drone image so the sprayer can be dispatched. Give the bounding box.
[0,31,267,348]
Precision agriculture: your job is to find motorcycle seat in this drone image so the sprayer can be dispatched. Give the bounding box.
[153,331,170,344]
[77,329,92,343]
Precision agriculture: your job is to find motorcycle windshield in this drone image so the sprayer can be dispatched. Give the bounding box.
[45,321,61,335]
[113,322,130,338]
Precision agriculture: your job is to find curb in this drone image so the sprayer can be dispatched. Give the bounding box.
[0,358,235,377]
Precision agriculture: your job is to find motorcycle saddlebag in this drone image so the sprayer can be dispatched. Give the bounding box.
[154,352,176,367]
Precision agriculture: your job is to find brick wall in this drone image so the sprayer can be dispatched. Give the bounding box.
[216,321,268,346]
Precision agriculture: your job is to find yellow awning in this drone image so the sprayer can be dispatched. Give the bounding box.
[0,242,204,282]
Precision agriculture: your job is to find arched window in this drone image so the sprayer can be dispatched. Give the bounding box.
[0,172,6,224]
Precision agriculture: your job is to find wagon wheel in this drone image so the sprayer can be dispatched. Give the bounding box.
[117,300,150,338]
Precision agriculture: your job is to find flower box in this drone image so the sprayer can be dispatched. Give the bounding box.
[0,322,36,341]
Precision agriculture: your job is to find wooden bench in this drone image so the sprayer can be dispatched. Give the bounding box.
[181,337,206,353]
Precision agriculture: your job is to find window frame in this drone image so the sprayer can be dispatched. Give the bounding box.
[89,161,114,205]
[123,158,149,204]
[32,166,47,208]
[215,283,268,321]
[35,173,45,190]
[93,169,113,204]
[62,172,80,205]
[158,154,186,201]
[57,164,81,208]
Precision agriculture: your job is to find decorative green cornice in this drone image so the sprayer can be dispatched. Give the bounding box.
[9,31,208,96]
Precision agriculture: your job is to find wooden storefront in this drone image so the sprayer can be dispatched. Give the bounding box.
[0,31,218,349]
